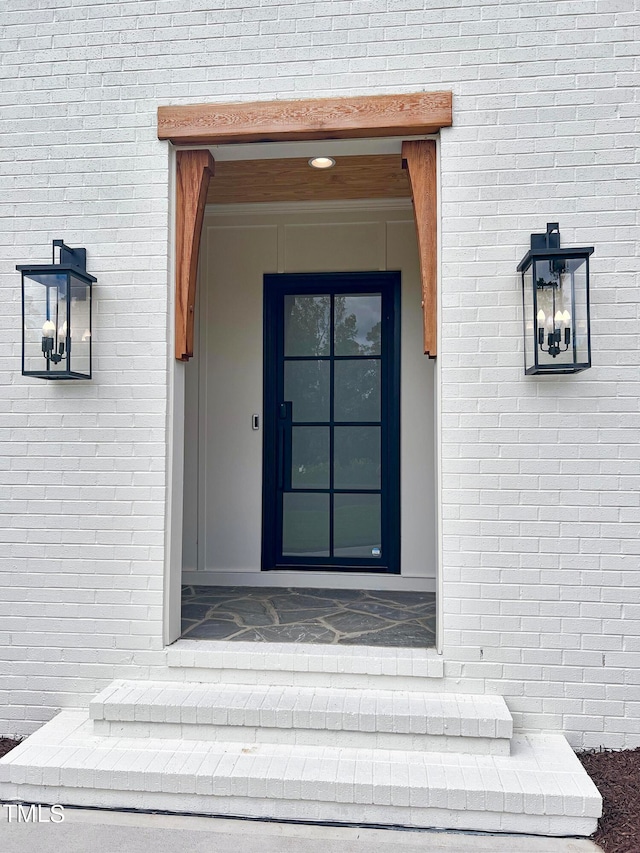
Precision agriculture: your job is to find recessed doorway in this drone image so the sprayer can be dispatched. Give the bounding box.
[181,201,436,596]
[162,99,447,648]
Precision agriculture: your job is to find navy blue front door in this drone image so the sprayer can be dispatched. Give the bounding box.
[262,272,400,574]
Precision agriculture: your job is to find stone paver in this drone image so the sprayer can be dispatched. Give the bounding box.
[181,585,436,647]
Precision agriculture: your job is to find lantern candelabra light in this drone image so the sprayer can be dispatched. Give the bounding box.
[518,223,594,375]
[17,240,95,380]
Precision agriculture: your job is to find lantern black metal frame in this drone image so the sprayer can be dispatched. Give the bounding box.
[517,223,594,375]
[18,240,96,380]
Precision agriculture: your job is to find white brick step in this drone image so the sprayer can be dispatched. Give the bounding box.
[89,680,513,755]
[165,639,445,690]
[0,711,602,837]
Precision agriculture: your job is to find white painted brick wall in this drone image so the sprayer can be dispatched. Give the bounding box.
[1,0,639,748]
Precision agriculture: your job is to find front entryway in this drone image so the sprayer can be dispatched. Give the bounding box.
[262,272,400,574]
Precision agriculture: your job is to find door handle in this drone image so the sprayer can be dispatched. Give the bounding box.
[278,402,292,491]
[277,426,285,489]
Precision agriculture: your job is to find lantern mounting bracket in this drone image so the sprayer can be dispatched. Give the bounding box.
[52,239,87,272]
[530,222,560,253]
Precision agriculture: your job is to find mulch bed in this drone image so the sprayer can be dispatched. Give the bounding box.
[578,747,640,853]
[0,738,21,759]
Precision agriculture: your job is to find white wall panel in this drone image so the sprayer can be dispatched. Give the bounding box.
[283,222,385,272]
[203,225,277,575]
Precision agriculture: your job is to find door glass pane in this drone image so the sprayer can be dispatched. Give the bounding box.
[333,494,381,558]
[285,361,330,422]
[292,427,330,489]
[334,427,381,489]
[284,295,330,356]
[334,359,381,422]
[283,493,330,556]
[334,294,382,355]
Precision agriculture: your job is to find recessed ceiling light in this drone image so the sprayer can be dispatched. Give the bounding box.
[308,156,336,169]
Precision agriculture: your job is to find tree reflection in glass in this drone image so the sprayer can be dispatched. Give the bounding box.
[284,295,330,356]
[334,294,381,355]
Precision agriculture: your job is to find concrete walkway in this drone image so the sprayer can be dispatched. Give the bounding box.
[0,806,603,853]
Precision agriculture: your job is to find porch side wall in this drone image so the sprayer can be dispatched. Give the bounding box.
[1,1,638,748]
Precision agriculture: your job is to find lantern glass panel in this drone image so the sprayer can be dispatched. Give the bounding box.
[69,273,91,377]
[22,271,70,377]
[22,270,92,379]
[522,264,535,373]
[570,257,590,367]
[534,259,573,371]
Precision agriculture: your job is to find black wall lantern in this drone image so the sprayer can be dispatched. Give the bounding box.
[18,240,95,380]
[518,223,594,375]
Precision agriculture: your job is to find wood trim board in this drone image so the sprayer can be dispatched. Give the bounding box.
[159,91,452,145]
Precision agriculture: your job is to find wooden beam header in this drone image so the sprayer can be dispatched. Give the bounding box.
[158,91,452,145]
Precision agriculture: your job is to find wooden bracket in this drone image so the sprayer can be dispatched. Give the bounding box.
[402,140,437,358]
[175,149,215,361]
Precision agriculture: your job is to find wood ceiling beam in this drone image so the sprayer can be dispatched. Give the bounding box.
[175,149,215,362]
[158,91,452,145]
[402,140,438,358]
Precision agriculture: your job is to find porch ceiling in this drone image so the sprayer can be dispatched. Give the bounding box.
[205,155,410,205]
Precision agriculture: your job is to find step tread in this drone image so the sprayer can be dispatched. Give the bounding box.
[167,639,444,678]
[0,711,601,819]
[89,680,513,739]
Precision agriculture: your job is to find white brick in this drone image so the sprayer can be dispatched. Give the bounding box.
[0,0,639,754]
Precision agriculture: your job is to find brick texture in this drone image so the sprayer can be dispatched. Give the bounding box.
[0,0,639,747]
